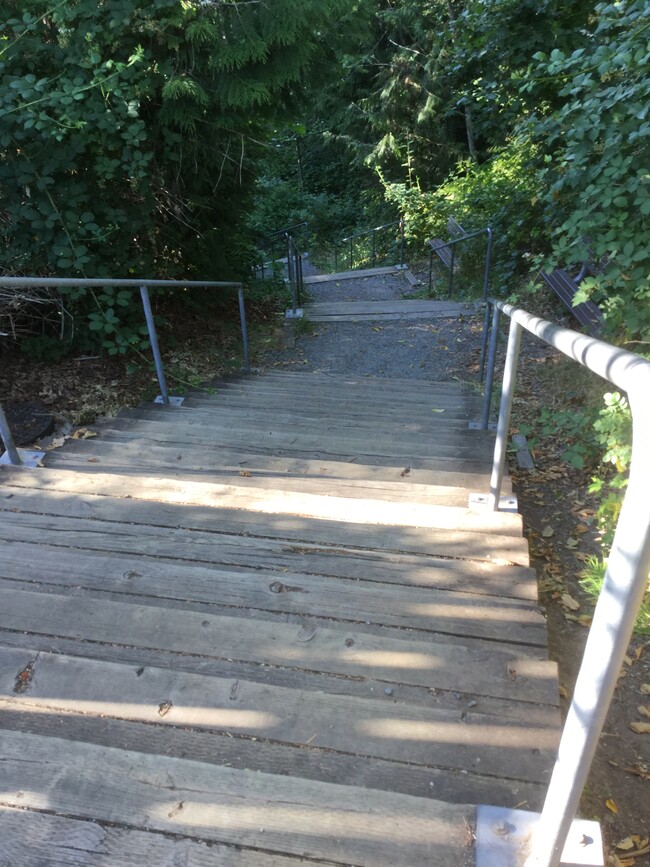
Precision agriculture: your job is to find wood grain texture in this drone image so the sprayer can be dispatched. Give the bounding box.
[0,729,475,867]
[0,470,529,564]
[0,586,557,702]
[0,369,558,865]
[0,511,537,600]
[0,649,557,780]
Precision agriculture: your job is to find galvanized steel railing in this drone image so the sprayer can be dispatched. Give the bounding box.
[286,234,305,316]
[0,277,250,466]
[333,219,405,272]
[481,299,650,867]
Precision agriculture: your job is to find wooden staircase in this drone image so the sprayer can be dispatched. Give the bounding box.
[0,370,560,866]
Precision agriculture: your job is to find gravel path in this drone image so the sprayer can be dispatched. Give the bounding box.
[260,269,487,382]
[305,271,416,303]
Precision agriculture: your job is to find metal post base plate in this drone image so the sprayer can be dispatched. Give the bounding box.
[285,308,304,319]
[0,448,45,468]
[468,420,497,430]
[469,492,518,512]
[154,395,185,406]
[476,805,603,867]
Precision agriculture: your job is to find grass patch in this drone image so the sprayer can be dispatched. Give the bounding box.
[580,555,650,635]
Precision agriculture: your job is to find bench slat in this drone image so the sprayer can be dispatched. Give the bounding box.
[540,268,603,335]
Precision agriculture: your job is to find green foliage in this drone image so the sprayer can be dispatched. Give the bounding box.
[580,554,650,634]
[527,1,650,338]
[1,0,346,350]
[382,138,544,293]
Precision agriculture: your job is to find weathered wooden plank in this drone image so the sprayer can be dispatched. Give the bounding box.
[40,447,510,494]
[74,424,492,463]
[20,464,520,535]
[0,648,557,779]
[303,300,480,314]
[0,541,546,645]
[0,632,560,727]
[303,265,405,283]
[304,310,476,321]
[0,470,529,563]
[227,370,477,390]
[0,587,556,701]
[0,806,323,867]
[164,400,485,427]
[41,454,478,506]
[0,729,475,867]
[0,509,535,600]
[0,706,547,808]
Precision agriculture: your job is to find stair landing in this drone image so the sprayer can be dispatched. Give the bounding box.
[0,372,559,866]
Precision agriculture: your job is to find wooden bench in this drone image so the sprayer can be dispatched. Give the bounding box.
[540,264,603,336]
[427,217,467,293]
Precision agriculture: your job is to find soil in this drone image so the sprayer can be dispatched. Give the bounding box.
[0,270,647,865]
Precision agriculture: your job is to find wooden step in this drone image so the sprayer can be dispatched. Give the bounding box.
[40,440,512,492]
[5,462,523,536]
[102,412,495,451]
[0,507,535,600]
[0,540,541,644]
[1,467,528,564]
[303,265,407,283]
[71,424,494,467]
[0,728,474,867]
[42,450,484,507]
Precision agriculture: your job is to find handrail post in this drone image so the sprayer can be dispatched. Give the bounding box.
[297,249,303,306]
[482,227,492,302]
[237,286,251,372]
[487,317,521,509]
[372,229,376,267]
[480,303,500,427]
[349,237,353,270]
[139,285,170,405]
[399,218,405,267]
[526,386,650,866]
[0,401,22,466]
[448,244,455,297]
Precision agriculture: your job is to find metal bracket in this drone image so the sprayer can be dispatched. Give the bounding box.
[0,448,45,468]
[154,395,185,406]
[394,263,409,270]
[285,308,304,319]
[469,492,518,512]
[468,420,497,430]
[476,805,603,867]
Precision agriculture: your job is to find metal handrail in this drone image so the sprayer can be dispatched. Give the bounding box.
[482,299,650,867]
[426,226,493,380]
[334,220,404,271]
[0,277,250,465]
[285,234,304,315]
[267,221,308,239]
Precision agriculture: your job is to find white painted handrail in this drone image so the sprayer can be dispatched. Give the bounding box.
[485,300,650,867]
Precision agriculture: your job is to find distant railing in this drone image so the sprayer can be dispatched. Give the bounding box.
[252,222,308,282]
[0,277,250,466]
[285,234,305,316]
[333,220,405,272]
[480,300,650,867]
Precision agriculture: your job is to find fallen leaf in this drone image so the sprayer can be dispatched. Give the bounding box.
[542,525,554,538]
[566,537,579,548]
[637,705,650,718]
[558,683,569,699]
[239,470,252,478]
[561,593,581,611]
[605,797,619,814]
[72,427,97,440]
[629,721,650,734]
[616,838,636,851]
[640,684,650,695]
[625,762,650,780]
[431,408,445,413]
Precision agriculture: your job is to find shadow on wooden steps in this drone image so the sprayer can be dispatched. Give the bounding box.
[0,370,559,866]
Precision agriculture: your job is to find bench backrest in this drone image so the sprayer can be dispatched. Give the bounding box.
[447,217,467,239]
